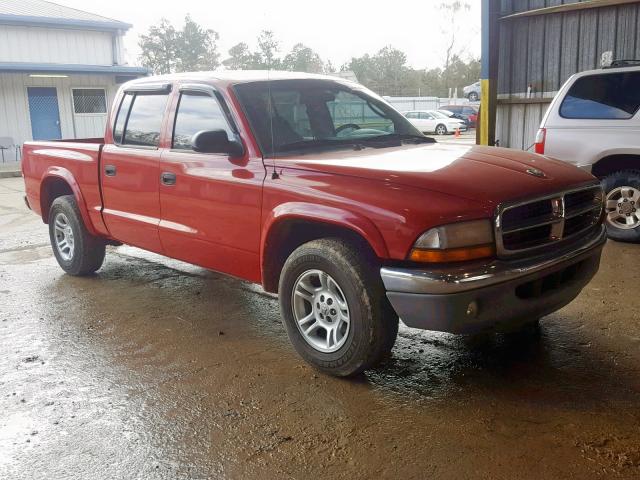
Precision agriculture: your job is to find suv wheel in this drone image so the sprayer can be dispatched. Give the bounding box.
[48,195,106,275]
[279,238,399,377]
[602,170,640,242]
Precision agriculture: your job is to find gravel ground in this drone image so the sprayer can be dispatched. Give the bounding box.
[1,176,639,479]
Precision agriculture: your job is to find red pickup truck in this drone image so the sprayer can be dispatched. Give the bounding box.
[22,71,606,376]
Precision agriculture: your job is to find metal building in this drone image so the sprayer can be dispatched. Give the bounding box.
[0,0,147,163]
[486,0,640,151]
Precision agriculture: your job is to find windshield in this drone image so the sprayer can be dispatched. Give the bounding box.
[234,79,427,156]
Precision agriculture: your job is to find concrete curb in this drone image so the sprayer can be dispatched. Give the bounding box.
[0,170,22,179]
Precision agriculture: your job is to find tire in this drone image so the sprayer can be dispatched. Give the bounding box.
[435,124,447,135]
[278,238,399,377]
[601,170,640,242]
[468,92,479,102]
[48,195,106,275]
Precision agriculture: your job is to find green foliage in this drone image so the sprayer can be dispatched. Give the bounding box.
[139,16,219,74]
[282,43,325,73]
[140,17,479,98]
[344,47,479,97]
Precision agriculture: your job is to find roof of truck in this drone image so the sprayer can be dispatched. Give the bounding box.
[125,70,355,86]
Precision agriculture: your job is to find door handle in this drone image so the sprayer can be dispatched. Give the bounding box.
[161,172,176,186]
[104,164,116,176]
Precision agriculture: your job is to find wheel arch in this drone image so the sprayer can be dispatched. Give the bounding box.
[39,167,97,236]
[591,153,640,178]
[261,204,388,293]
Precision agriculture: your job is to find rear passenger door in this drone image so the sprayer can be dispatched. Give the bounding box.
[101,84,171,252]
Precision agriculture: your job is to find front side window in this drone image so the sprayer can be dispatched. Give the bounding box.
[122,93,169,147]
[560,71,640,119]
[172,92,233,150]
[234,79,425,156]
[72,88,107,114]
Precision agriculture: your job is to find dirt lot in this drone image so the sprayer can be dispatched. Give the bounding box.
[1,176,639,479]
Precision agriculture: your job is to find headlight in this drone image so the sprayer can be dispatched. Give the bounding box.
[409,219,495,263]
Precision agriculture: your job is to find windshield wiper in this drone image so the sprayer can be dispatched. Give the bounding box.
[359,133,436,144]
[276,138,364,152]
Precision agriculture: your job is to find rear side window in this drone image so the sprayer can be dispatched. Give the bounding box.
[560,71,640,119]
[123,94,169,147]
[172,92,233,150]
[113,93,133,144]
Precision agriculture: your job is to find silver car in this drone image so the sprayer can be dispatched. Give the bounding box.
[463,81,480,102]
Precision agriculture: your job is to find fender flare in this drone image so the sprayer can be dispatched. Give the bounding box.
[260,202,389,287]
[40,166,99,236]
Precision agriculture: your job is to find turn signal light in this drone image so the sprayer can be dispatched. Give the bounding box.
[409,244,495,263]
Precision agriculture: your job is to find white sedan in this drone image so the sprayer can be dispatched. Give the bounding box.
[403,110,467,135]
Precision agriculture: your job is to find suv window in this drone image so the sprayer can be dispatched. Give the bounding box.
[560,71,640,119]
[172,92,233,150]
[122,93,169,147]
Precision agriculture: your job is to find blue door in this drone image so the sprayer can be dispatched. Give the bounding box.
[27,87,62,140]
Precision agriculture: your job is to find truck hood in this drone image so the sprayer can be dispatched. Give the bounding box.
[274,143,596,207]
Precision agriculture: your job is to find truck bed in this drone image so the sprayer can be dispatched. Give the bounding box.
[22,138,108,237]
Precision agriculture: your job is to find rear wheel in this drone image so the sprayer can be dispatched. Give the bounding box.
[602,170,640,242]
[468,91,479,102]
[48,195,106,275]
[279,238,398,377]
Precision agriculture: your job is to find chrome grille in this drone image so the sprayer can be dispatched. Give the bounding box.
[496,184,603,256]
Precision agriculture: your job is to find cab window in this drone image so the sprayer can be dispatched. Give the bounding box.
[172,92,234,150]
[121,93,169,147]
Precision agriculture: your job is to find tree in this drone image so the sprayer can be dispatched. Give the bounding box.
[138,19,178,74]
[439,1,471,70]
[344,46,409,95]
[255,30,281,69]
[176,15,220,72]
[282,43,324,73]
[222,42,256,70]
[139,16,220,74]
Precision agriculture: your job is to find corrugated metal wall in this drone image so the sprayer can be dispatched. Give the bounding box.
[0,25,114,65]
[496,0,640,150]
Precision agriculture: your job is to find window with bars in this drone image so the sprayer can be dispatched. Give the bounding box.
[72,89,107,114]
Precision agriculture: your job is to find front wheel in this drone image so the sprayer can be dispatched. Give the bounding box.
[48,195,106,275]
[278,238,398,377]
[602,170,640,242]
[435,124,448,135]
[468,91,479,102]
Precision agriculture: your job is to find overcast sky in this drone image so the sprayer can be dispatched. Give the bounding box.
[55,0,481,70]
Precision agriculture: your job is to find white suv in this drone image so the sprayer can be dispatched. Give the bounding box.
[536,63,640,242]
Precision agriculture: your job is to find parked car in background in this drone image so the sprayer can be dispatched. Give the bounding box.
[442,104,479,127]
[463,81,481,102]
[535,62,640,242]
[404,110,467,135]
[22,71,606,377]
[438,109,470,127]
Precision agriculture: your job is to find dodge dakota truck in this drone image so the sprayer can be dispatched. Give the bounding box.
[22,71,607,377]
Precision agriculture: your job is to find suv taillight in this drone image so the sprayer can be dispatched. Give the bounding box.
[534,128,546,154]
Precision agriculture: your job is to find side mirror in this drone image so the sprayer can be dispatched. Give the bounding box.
[192,129,244,157]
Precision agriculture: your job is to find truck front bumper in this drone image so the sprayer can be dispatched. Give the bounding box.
[380,226,606,334]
